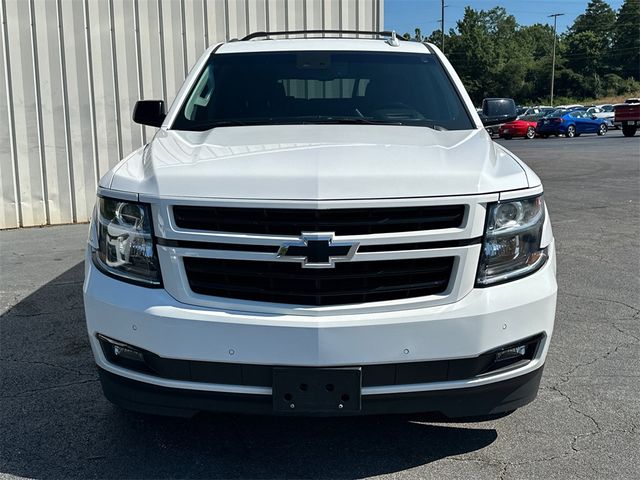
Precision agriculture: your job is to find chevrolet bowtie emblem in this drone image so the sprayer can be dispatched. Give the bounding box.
[276,233,358,268]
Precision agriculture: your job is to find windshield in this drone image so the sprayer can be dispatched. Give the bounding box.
[172,51,474,131]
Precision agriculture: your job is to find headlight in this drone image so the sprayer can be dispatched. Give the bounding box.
[91,196,161,286]
[476,195,548,286]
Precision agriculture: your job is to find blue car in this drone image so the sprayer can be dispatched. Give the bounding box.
[536,109,608,138]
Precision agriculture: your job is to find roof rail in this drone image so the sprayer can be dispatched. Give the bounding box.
[241,30,408,42]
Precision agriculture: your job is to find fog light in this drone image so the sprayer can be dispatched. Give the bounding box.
[495,345,527,363]
[482,336,542,375]
[112,344,145,363]
[97,334,149,372]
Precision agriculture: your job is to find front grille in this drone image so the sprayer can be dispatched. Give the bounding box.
[173,205,465,235]
[183,257,454,306]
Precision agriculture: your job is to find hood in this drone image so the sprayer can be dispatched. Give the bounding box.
[109,125,530,200]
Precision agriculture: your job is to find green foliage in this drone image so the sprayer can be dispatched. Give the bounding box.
[403,28,424,42]
[418,0,640,104]
[611,0,640,79]
[570,0,616,40]
[564,0,617,82]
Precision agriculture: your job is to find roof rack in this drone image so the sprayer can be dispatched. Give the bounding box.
[241,30,407,42]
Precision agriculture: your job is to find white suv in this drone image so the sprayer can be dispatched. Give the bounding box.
[83,31,557,418]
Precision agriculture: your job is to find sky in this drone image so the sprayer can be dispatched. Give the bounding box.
[384,0,625,36]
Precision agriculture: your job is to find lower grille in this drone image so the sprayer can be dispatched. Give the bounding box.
[183,257,454,306]
[98,334,544,387]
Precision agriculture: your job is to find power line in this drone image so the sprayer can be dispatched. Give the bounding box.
[443,46,640,59]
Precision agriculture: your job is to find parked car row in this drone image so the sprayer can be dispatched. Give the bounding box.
[496,107,609,140]
[482,99,639,139]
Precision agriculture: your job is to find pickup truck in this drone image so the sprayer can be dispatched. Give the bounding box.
[83,31,557,418]
[614,98,640,137]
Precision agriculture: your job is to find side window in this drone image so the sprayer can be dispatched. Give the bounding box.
[184,65,215,120]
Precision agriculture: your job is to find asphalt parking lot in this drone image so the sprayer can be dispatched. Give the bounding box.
[1,129,638,480]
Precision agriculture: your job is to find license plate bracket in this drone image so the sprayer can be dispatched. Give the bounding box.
[272,367,362,414]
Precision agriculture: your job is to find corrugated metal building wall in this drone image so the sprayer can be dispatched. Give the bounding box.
[0,0,383,229]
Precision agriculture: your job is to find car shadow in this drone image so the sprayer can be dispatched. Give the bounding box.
[0,262,497,479]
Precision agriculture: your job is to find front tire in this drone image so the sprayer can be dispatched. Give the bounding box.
[503,135,512,140]
[622,125,637,137]
[566,125,576,138]
[597,124,607,136]
[525,127,536,139]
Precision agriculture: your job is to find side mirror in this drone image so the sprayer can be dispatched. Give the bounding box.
[133,100,166,127]
[480,98,517,126]
[591,114,597,119]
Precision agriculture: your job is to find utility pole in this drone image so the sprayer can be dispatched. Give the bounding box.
[549,13,564,107]
[441,0,446,53]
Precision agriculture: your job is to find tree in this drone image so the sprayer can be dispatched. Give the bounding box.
[565,30,605,77]
[570,0,616,41]
[564,0,617,78]
[612,0,640,79]
[519,23,555,60]
[445,7,535,102]
[402,28,423,42]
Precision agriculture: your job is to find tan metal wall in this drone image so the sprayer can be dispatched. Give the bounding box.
[0,0,383,228]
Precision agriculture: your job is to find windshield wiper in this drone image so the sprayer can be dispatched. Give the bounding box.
[178,117,449,131]
[304,117,448,131]
[305,118,403,126]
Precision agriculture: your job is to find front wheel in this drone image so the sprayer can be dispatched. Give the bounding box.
[622,125,637,137]
[525,127,536,139]
[597,124,607,136]
[566,125,576,138]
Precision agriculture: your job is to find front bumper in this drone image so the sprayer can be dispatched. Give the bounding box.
[98,365,545,417]
[83,242,557,416]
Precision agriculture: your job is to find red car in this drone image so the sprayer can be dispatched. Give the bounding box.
[498,116,539,139]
